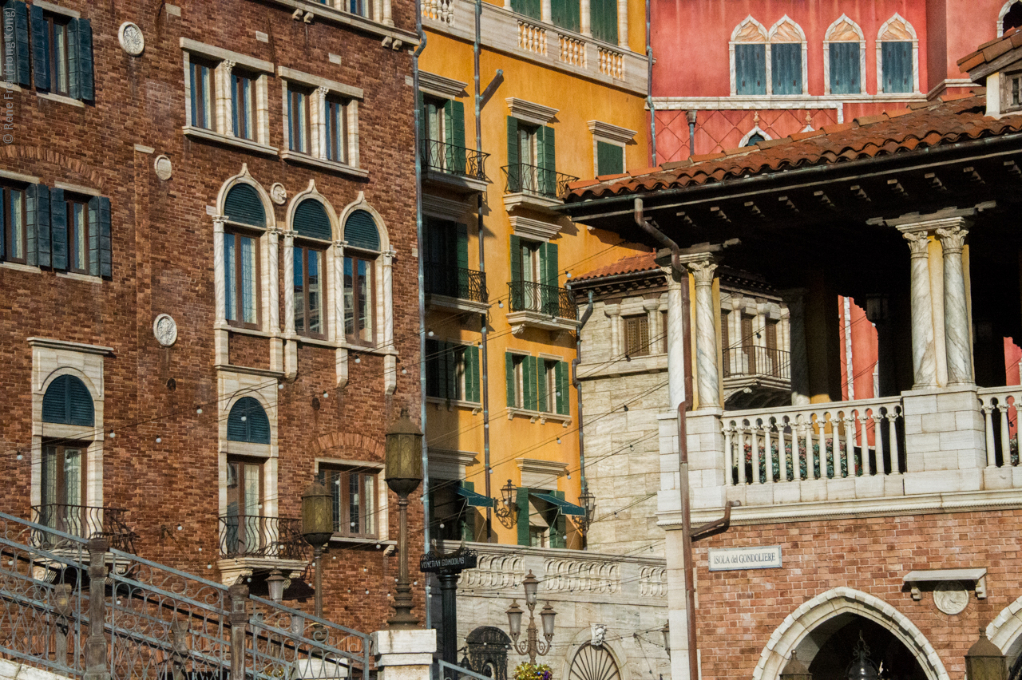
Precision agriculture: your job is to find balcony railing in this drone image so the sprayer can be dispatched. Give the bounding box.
[30,504,136,553]
[501,163,578,199]
[422,139,490,181]
[218,514,307,561]
[508,280,577,320]
[425,263,488,303]
[723,346,791,381]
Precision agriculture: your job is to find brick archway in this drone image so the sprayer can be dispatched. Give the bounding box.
[310,431,384,459]
[752,587,949,680]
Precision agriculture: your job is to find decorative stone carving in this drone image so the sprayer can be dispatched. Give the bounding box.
[543,557,620,594]
[153,314,178,347]
[933,581,969,615]
[591,623,607,647]
[154,155,172,181]
[118,22,145,56]
[270,183,287,205]
[639,565,667,597]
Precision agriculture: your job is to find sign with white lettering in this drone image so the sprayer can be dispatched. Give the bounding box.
[708,546,782,571]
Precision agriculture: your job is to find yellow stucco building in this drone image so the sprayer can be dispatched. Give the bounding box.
[418,0,651,549]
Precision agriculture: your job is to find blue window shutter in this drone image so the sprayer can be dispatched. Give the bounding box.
[771,43,801,94]
[50,188,67,271]
[68,378,94,426]
[42,375,94,426]
[224,184,266,227]
[68,18,80,99]
[76,19,93,101]
[29,4,48,90]
[228,397,270,444]
[88,197,100,276]
[882,41,912,93]
[294,200,332,240]
[344,209,380,251]
[99,196,111,278]
[830,42,860,94]
[26,184,48,267]
[735,44,766,95]
[7,1,29,87]
[42,376,69,423]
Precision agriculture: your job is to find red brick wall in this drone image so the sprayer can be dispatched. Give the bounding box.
[0,0,424,633]
[695,509,1022,678]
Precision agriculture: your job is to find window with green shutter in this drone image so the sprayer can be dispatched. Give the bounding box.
[426,341,480,404]
[829,42,861,94]
[537,359,570,415]
[549,490,567,548]
[227,397,271,444]
[590,0,617,44]
[735,44,766,94]
[555,361,570,415]
[42,375,94,427]
[3,1,30,88]
[424,218,468,298]
[882,41,913,93]
[516,487,531,545]
[506,352,534,409]
[535,125,557,197]
[771,43,802,95]
[510,0,541,20]
[596,141,624,176]
[551,0,579,32]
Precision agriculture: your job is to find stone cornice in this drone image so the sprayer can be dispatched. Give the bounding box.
[418,71,468,99]
[28,338,114,356]
[509,215,561,242]
[587,120,637,144]
[506,98,559,126]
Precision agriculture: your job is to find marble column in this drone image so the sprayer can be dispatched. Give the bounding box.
[213,218,229,367]
[334,242,348,388]
[665,270,686,411]
[214,61,235,135]
[781,289,809,406]
[898,228,939,389]
[605,304,622,356]
[644,298,660,349]
[283,232,296,337]
[269,229,287,375]
[687,257,719,410]
[383,250,396,395]
[935,222,973,385]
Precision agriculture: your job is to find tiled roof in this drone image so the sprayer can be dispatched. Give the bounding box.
[573,251,658,282]
[563,95,1022,203]
[958,26,1022,73]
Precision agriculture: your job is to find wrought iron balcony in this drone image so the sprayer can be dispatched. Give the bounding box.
[422,138,490,182]
[425,264,488,303]
[30,504,136,553]
[218,514,307,561]
[508,281,577,321]
[501,163,579,199]
[723,346,791,381]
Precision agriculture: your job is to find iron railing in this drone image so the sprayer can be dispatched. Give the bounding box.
[501,163,578,199]
[0,510,371,680]
[508,281,577,320]
[425,264,488,303]
[422,139,490,181]
[218,514,307,561]
[723,346,791,381]
[30,504,136,554]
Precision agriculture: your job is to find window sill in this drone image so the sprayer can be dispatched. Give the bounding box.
[253,0,419,45]
[427,396,481,413]
[1,262,41,274]
[1,82,22,93]
[506,407,570,426]
[281,151,369,178]
[183,126,278,156]
[56,271,102,284]
[37,91,85,108]
[225,326,278,340]
[343,341,398,357]
[220,440,273,457]
[329,535,394,547]
[503,191,563,214]
[425,293,489,315]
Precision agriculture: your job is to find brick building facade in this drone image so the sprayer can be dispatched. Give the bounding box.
[0,0,423,634]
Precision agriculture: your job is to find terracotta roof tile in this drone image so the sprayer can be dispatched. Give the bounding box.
[565,95,1022,204]
[566,178,599,190]
[595,172,628,181]
[629,165,661,176]
[959,27,1022,70]
[573,251,658,282]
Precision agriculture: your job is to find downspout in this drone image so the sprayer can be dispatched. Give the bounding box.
[412,0,430,629]
[645,0,656,166]
[571,290,595,548]
[687,110,697,158]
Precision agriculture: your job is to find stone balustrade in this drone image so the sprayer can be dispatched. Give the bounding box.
[978,387,1022,471]
[559,34,586,68]
[597,46,624,79]
[518,20,548,56]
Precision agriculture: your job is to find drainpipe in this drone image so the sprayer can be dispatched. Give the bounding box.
[646,0,656,165]
[412,0,430,629]
[686,110,697,159]
[571,290,595,547]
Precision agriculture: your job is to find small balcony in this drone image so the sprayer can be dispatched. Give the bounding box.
[425,263,489,314]
[501,163,578,213]
[30,504,137,554]
[422,139,490,194]
[506,280,578,334]
[723,346,792,409]
[217,514,309,585]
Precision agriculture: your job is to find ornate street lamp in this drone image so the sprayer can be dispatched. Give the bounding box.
[302,482,333,619]
[577,486,596,535]
[780,653,812,680]
[385,409,424,629]
[504,570,555,664]
[965,629,1007,680]
[661,622,670,659]
[845,632,878,680]
[496,480,518,528]
[266,568,286,603]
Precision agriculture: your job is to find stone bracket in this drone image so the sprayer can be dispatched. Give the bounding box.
[903,567,987,600]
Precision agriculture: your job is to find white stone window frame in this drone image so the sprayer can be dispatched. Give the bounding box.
[212,165,282,371]
[180,39,277,156]
[313,458,390,544]
[998,0,1019,37]
[876,14,921,95]
[279,67,366,179]
[766,16,808,97]
[307,0,391,28]
[607,296,665,358]
[335,193,397,394]
[728,16,768,97]
[28,338,110,512]
[822,15,867,96]
[587,120,635,177]
[426,338,482,413]
[738,126,771,147]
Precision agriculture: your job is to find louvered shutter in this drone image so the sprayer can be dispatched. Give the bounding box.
[516,487,531,545]
[511,0,540,20]
[550,490,567,548]
[42,376,94,426]
[552,0,579,33]
[425,339,440,398]
[76,19,93,101]
[87,197,99,276]
[771,43,802,95]
[68,378,93,426]
[591,0,617,44]
[509,235,523,309]
[505,352,516,407]
[345,210,380,251]
[294,200,332,241]
[556,361,569,415]
[451,100,466,173]
[224,184,266,227]
[882,41,912,93]
[228,397,270,444]
[596,141,623,175]
[50,188,67,271]
[830,42,861,94]
[444,343,457,401]
[29,4,48,90]
[735,44,766,95]
[6,1,29,87]
[26,184,48,267]
[456,222,469,297]
[36,185,50,268]
[68,19,79,99]
[523,356,537,411]
[542,242,558,315]
[741,316,756,374]
[537,360,548,413]
[540,126,557,196]
[42,376,68,423]
[98,197,111,278]
[464,345,479,403]
[506,117,520,192]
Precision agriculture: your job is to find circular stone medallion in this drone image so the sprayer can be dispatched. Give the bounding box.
[270,183,287,205]
[118,22,145,56]
[153,314,178,347]
[154,155,172,181]
[933,581,969,615]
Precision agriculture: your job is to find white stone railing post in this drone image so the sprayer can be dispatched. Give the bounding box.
[372,630,437,680]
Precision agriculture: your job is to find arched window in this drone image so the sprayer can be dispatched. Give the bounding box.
[223,183,268,330]
[227,397,270,444]
[744,133,765,147]
[42,375,94,427]
[224,184,266,227]
[769,18,806,95]
[293,199,332,338]
[1001,1,1022,35]
[825,16,864,94]
[878,16,917,94]
[568,644,621,680]
[732,18,767,95]
[343,209,381,346]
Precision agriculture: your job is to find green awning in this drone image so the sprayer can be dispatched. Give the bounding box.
[533,492,586,516]
[456,486,495,508]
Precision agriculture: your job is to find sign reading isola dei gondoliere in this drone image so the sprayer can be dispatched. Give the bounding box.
[708,546,782,571]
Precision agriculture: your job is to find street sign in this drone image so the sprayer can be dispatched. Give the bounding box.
[419,550,478,574]
[707,546,782,571]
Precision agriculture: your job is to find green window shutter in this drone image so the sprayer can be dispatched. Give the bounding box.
[87,197,100,276]
[224,184,267,227]
[537,361,548,413]
[76,19,94,101]
[556,361,569,415]
[465,345,480,403]
[551,0,579,32]
[735,44,766,95]
[830,42,861,94]
[524,356,537,411]
[596,141,623,175]
[50,188,67,271]
[506,117,520,192]
[550,491,566,548]
[43,375,94,426]
[882,41,913,93]
[771,43,802,95]
[591,0,617,44]
[542,126,557,195]
[25,184,49,268]
[29,4,48,90]
[294,199,332,240]
[516,488,531,545]
[6,1,29,87]
[451,100,466,172]
[511,0,540,20]
[228,397,270,444]
[456,222,469,296]
[505,352,516,407]
[445,343,458,401]
[509,234,523,309]
[98,197,111,278]
[437,341,449,400]
[541,242,559,315]
[344,209,381,251]
[544,242,558,287]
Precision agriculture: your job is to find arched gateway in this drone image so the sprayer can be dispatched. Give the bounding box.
[753,587,949,680]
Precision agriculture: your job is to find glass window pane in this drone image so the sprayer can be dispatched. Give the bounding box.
[204,66,214,129]
[241,236,257,325]
[41,447,57,507]
[357,259,372,342]
[344,257,355,336]
[364,475,375,535]
[308,249,322,334]
[10,189,23,259]
[227,462,239,516]
[73,203,86,271]
[225,236,237,321]
[64,449,82,506]
[243,464,261,516]
[243,78,254,139]
[55,23,68,93]
[349,473,360,533]
[294,247,305,334]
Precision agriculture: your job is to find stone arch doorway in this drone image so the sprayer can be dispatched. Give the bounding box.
[462,627,511,680]
[753,588,949,680]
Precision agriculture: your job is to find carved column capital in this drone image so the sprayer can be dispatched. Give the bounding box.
[212,217,226,233]
[935,225,968,255]
[901,230,931,258]
[686,258,718,286]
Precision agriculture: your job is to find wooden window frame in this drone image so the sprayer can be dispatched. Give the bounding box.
[232,70,256,140]
[191,58,216,130]
[294,241,328,340]
[67,197,90,275]
[325,97,349,163]
[344,252,376,347]
[1004,70,1022,113]
[512,354,526,409]
[288,85,311,154]
[226,456,265,551]
[225,228,262,331]
[41,443,88,508]
[321,466,379,539]
[624,315,650,357]
[3,185,26,264]
[46,14,71,97]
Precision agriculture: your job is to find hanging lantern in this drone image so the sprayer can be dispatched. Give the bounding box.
[846,632,878,680]
[965,630,1006,680]
[780,653,812,680]
[385,409,424,497]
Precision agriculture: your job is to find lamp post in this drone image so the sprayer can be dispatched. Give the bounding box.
[385,409,424,629]
[504,570,556,664]
[577,486,596,536]
[302,482,334,619]
[266,568,286,604]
